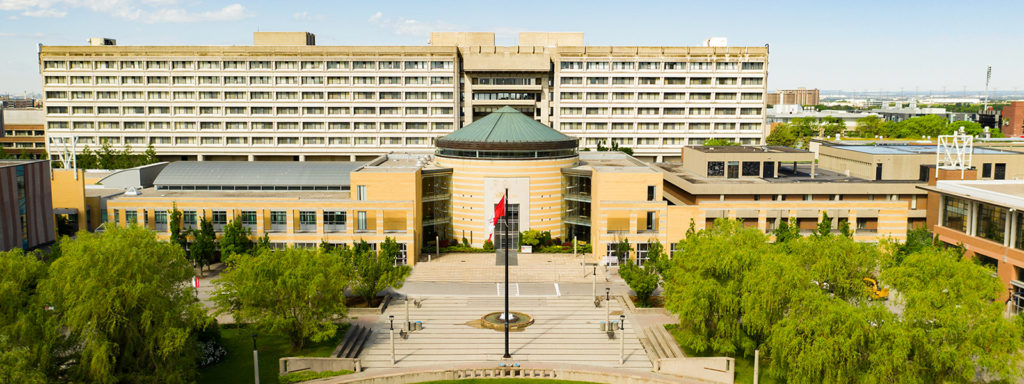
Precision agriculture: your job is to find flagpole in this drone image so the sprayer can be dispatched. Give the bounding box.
[503,187,511,359]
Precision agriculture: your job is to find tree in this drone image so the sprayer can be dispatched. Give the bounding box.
[771,218,800,243]
[837,219,853,238]
[614,238,632,264]
[168,203,185,250]
[815,211,832,237]
[854,115,884,138]
[766,124,797,147]
[875,247,1024,382]
[520,229,542,247]
[213,247,350,351]
[144,143,159,164]
[0,249,54,383]
[189,216,216,275]
[664,219,769,356]
[619,255,660,307]
[39,226,209,383]
[703,138,739,146]
[819,116,846,138]
[254,233,271,250]
[344,237,412,306]
[219,220,253,257]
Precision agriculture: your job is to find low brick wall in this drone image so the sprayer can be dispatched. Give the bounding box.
[658,357,734,384]
[309,362,718,384]
[348,295,392,317]
[279,357,361,375]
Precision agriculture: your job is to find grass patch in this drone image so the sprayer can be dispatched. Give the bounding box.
[416,380,599,384]
[198,323,349,384]
[663,324,777,384]
[279,369,353,384]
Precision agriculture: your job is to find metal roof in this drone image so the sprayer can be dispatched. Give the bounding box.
[153,161,365,188]
[436,106,578,151]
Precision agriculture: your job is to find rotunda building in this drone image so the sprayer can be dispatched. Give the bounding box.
[435,106,579,248]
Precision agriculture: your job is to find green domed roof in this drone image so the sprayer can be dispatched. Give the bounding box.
[436,106,578,151]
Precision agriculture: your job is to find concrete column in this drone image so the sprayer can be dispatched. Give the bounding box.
[811,162,816,179]
[299,154,306,162]
[350,154,356,162]
[316,208,325,235]
[376,209,385,235]
[346,210,355,235]
[197,154,205,161]
[774,161,779,178]
[247,154,254,161]
[255,209,265,235]
[286,210,295,234]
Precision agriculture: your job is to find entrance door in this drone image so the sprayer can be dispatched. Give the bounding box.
[494,204,520,251]
[727,161,739,179]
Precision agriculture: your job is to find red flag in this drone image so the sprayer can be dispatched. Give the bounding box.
[492,194,506,226]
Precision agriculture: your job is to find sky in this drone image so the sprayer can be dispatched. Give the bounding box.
[2,0,1023,96]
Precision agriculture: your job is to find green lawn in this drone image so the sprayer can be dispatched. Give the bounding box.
[416,380,599,384]
[198,323,349,384]
[663,324,776,384]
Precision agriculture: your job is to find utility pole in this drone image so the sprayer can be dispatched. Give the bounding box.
[252,333,260,384]
[389,315,395,365]
[605,287,611,326]
[503,187,511,359]
[619,315,626,365]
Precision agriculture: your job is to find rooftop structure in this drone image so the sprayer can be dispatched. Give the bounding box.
[436,106,578,157]
[152,161,363,191]
[0,107,46,156]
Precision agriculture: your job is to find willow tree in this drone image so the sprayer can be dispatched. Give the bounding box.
[213,247,351,351]
[40,226,209,384]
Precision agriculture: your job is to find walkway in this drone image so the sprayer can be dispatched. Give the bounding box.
[358,296,651,371]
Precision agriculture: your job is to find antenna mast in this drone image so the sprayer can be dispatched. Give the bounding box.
[983,66,992,111]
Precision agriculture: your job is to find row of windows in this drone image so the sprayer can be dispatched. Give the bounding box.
[43,60,455,71]
[47,106,455,116]
[558,91,762,101]
[72,135,435,146]
[48,121,455,131]
[45,91,455,101]
[559,61,764,71]
[560,122,762,131]
[559,76,764,86]
[43,75,456,86]
[583,137,761,146]
[559,107,762,116]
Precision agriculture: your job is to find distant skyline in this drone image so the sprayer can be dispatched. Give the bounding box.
[2,0,1023,95]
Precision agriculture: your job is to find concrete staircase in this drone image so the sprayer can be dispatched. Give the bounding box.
[639,325,684,363]
[333,324,374,359]
[358,297,651,370]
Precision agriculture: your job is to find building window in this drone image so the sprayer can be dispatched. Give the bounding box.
[647,186,656,201]
[395,243,408,266]
[1016,213,1024,251]
[125,210,137,225]
[240,211,257,231]
[154,211,167,231]
[976,203,1007,243]
[299,211,316,232]
[357,185,366,201]
[707,161,725,177]
[643,211,659,233]
[941,196,968,233]
[636,243,650,266]
[357,211,368,231]
[324,211,346,232]
[212,211,227,232]
[270,211,287,232]
[183,210,196,230]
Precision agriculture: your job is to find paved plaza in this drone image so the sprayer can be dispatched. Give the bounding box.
[409,253,609,283]
[357,296,652,371]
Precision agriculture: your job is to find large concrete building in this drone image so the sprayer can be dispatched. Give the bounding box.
[96,109,1024,266]
[39,31,769,162]
[922,179,1024,308]
[766,88,819,106]
[1001,101,1024,138]
[0,107,46,157]
[0,159,54,251]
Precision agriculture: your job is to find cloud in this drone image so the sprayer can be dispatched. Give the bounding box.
[0,0,249,23]
[368,11,461,38]
[292,11,322,22]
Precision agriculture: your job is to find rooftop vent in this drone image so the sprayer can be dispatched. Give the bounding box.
[88,37,116,46]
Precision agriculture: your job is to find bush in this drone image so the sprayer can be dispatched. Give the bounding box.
[619,260,660,307]
[482,239,494,251]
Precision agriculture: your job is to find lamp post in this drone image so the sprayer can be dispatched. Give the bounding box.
[592,266,597,298]
[619,315,625,365]
[405,296,411,331]
[605,287,611,326]
[389,315,395,366]
[252,332,260,384]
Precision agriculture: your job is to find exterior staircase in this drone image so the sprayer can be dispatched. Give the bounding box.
[639,325,684,364]
[332,324,373,359]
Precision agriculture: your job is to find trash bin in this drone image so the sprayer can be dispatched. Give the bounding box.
[600,321,606,331]
[415,321,423,331]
